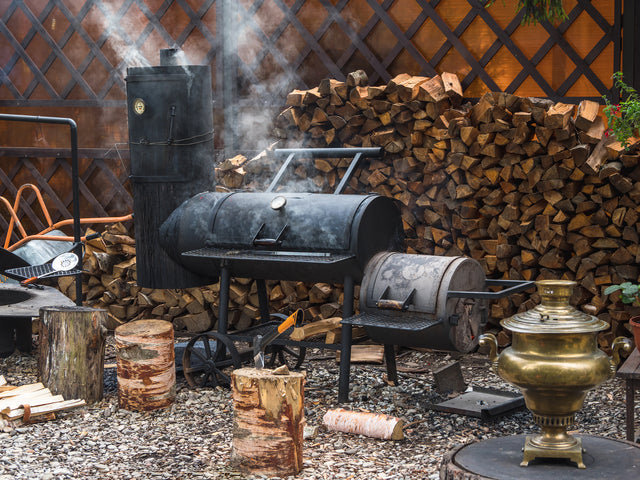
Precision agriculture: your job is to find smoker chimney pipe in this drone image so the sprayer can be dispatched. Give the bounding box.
[159,48,180,66]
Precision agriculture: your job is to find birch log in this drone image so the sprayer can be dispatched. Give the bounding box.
[230,367,305,476]
[323,408,404,440]
[38,306,107,404]
[115,319,175,411]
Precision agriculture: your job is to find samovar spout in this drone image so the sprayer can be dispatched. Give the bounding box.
[478,333,498,373]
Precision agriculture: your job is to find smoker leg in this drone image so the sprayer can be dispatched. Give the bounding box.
[13,318,32,353]
[338,276,354,403]
[0,320,15,357]
[338,325,352,404]
[256,279,270,324]
[384,344,397,386]
[218,267,231,335]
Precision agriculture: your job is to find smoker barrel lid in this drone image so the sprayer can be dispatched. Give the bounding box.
[360,253,486,316]
[208,192,378,251]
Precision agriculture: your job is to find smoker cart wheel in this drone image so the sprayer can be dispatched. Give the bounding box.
[182,332,242,388]
[266,344,306,370]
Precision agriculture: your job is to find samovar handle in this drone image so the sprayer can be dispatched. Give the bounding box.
[609,336,633,376]
[478,333,499,372]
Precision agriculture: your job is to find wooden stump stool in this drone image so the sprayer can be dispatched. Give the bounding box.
[115,319,175,411]
[38,306,107,404]
[230,367,305,477]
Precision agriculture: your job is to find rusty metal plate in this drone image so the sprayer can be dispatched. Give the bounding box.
[432,387,525,419]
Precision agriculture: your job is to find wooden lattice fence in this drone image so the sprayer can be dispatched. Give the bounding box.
[0,0,635,240]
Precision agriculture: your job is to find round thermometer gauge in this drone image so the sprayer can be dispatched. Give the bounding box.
[270,195,287,210]
[133,98,146,115]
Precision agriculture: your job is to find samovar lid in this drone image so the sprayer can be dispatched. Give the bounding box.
[500,279,609,333]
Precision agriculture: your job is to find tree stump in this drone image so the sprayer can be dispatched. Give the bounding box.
[115,319,175,411]
[230,367,305,476]
[38,306,107,404]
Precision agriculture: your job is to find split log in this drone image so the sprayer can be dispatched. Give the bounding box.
[4,399,86,422]
[115,319,175,411]
[322,408,403,440]
[230,367,305,477]
[38,307,107,404]
[289,317,342,341]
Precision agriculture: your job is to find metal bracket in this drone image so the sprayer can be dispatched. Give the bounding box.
[268,147,382,194]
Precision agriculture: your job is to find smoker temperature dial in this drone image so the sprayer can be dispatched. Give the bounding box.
[270,196,287,210]
[133,98,146,115]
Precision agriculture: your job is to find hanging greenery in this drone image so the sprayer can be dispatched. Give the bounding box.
[484,0,568,25]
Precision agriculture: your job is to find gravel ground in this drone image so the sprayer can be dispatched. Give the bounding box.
[0,335,637,480]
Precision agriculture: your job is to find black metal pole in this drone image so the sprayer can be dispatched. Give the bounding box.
[218,265,231,335]
[338,275,354,403]
[256,279,270,323]
[0,114,82,306]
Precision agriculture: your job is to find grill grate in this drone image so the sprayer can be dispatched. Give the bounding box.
[5,264,82,281]
[342,312,442,332]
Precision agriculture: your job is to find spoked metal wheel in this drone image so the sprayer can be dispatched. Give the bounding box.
[266,344,306,370]
[182,332,242,388]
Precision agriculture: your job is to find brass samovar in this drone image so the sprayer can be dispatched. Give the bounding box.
[479,280,632,468]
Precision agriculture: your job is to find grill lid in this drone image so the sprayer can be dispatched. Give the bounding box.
[209,192,367,251]
[361,252,486,316]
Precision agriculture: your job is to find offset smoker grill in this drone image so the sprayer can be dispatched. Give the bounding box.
[343,252,534,387]
[127,51,531,403]
[125,52,405,402]
[158,148,404,402]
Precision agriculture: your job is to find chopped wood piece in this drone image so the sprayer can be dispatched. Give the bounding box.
[290,317,342,341]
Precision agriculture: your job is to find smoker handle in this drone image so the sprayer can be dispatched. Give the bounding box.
[447,279,535,300]
[376,287,416,311]
[252,223,288,247]
[269,147,382,194]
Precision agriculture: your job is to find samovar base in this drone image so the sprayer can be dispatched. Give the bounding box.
[521,435,585,468]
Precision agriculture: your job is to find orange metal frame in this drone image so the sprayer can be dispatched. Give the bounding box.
[1,183,132,251]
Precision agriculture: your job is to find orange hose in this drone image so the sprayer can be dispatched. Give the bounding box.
[1,196,28,248]
[7,213,133,251]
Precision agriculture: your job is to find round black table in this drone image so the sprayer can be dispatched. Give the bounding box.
[440,434,640,480]
[0,283,74,355]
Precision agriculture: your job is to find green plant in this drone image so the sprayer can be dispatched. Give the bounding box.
[603,72,640,150]
[484,0,567,25]
[604,282,640,306]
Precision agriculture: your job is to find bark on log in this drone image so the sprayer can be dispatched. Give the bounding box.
[323,408,404,440]
[230,367,305,477]
[115,319,175,411]
[38,306,107,404]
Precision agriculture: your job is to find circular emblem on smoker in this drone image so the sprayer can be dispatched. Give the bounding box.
[133,98,146,115]
[270,195,287,210]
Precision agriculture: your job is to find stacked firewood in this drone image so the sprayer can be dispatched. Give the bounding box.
[0,376,85,427]
[60,223,347,332]
[218,71,640,345]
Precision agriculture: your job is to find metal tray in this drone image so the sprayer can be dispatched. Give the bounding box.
[432,387,525,420]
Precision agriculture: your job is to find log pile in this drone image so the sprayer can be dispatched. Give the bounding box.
[65,223,349,333]
[218,71,640,345]
[54,71,640,347]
